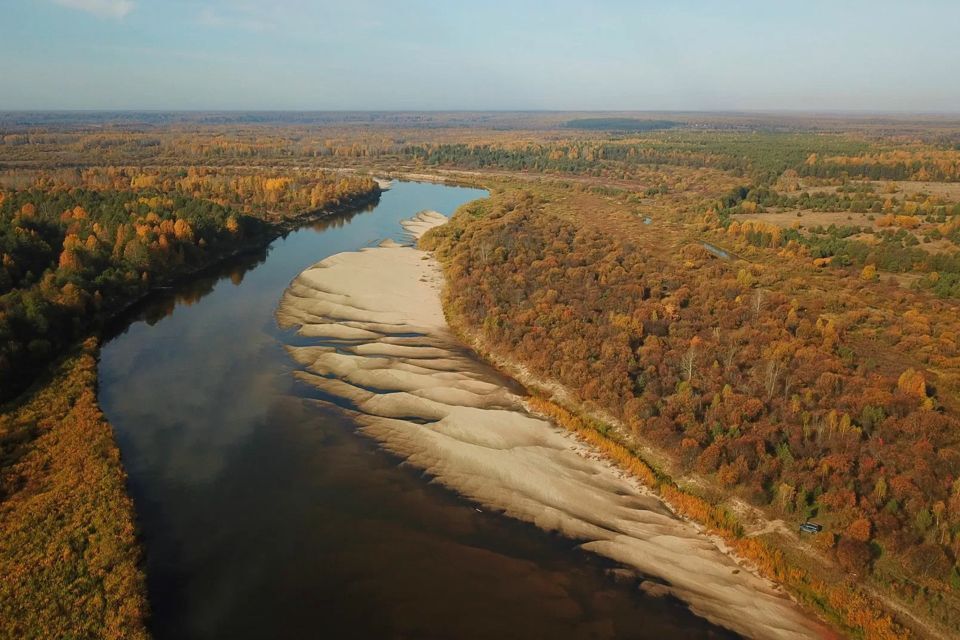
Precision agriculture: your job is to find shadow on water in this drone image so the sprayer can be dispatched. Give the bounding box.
[98,181,741,640]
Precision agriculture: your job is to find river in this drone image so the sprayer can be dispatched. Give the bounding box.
[98,181,738,640]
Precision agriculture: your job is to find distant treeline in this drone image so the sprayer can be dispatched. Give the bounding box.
[563,118,680,131]
[404,133,870,184]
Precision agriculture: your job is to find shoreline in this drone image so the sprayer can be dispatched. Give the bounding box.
[275,211,832,640]
[0,186,382,637]
[97,187,383,337]
[437,281,916,640]
[1,184,382,405]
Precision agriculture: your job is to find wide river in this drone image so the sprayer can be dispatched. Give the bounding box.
[99,181,737,639]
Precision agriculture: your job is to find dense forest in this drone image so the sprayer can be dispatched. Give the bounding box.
[0,168,378,400]
[1,117,952,183]
[424,183,960,637]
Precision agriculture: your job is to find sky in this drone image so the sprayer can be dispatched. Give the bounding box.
[2,0,959,112]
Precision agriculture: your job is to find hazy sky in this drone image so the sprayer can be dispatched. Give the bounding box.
[3,0,959,111]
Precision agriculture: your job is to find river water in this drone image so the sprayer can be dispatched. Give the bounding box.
[99,181,737,640]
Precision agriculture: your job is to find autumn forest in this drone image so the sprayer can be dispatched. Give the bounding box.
[3,110,960,640]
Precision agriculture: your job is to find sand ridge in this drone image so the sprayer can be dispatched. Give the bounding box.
[276,210,832,640]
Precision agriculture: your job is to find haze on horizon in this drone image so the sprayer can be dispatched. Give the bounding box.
[3,0,959,113]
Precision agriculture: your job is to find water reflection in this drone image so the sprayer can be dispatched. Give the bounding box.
[99,182,738,640]
[107,205,376,336]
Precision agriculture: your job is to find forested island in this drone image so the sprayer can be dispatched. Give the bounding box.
[3,111,960,639]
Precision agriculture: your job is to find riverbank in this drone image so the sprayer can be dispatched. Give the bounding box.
[0,186,382,639]
[276,211,831,640]
[419,185,923,639]
[449,323,920,640]
[94,188,384,360]
[142,187,383,296]
[0,339,148,640]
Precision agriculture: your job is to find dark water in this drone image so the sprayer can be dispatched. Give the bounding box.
[99,181,737,640]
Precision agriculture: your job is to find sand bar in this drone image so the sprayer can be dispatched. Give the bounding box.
[276,211,832,640]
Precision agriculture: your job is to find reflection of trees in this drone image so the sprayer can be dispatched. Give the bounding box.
[308,203,375,233]
[106,205,374,339]
[144,298,176,326]
[175,247,268,306]
[106,245,269,336]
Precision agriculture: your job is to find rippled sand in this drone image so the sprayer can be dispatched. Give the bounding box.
[276,211,830,640]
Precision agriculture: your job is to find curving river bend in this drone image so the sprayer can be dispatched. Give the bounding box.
[99,181,741,639]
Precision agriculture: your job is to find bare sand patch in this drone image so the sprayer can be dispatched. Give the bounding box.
[276,211,831,640]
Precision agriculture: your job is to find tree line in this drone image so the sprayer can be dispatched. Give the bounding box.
[0,168,378,400]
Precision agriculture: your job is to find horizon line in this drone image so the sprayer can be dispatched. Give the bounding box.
[2,108,960,117]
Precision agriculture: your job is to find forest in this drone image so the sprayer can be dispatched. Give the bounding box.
[0,168,378,400]
[423,175,960,638]
[3,112,960,639]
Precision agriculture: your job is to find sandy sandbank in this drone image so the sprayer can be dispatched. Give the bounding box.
[275,211,831,640]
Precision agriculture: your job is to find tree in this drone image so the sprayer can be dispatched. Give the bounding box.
[122,238,149,269]
[846,518,872,543]
[173,219,194,242]
[58,248,82,271]
[897,368,927,398]
[681,345,697,381]
[836,537,872,573]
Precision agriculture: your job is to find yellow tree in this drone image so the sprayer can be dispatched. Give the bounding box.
[173,219,194,242]
[897,368,927,398]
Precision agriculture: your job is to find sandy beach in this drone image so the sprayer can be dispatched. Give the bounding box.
[276,210,832,640]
